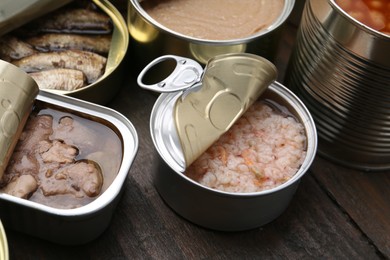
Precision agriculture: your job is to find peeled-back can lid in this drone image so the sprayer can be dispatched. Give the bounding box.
[138,53,277,169]
[0,0,73,37]
[0,60,39,180]
[0,220,8,260]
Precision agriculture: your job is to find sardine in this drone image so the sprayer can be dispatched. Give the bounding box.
[0,35,36,61]
[25,33,111,55]
[16,8,113,36]
[29,68,87,91]
[13,50,107,83]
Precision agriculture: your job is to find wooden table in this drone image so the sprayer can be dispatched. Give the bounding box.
[4,4,390,259]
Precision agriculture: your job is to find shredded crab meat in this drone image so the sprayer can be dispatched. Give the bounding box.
[186,101,307,193]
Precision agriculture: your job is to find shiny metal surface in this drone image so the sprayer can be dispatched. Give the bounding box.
[150,82,317,231]
[0,61,38,180]
[0,91,139,245]
[175,54,277,167]
[285,0,390,170]
[138,55,204,93]
[127,0,295,73]
[0,221,8,260]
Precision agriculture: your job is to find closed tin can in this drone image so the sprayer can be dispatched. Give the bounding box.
[141,54,317,231]
[285,0,390,170]
[0,61,139,245]
[127,0,295,74]
[0,0,129,105]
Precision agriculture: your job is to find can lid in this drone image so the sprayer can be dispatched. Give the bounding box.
[0,220,8,260]
[139,54,277,168]
[0,0,73,37]
[0,60,39,180]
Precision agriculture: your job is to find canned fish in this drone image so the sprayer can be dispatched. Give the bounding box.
[140,54,317,231]
[285,0,390,170]
[0,0,129,104]
[0,61,139,245]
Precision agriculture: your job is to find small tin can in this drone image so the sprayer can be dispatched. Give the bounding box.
[127,0,295,74]
[140,54,317,231]
[0,61,139,245]
[0,220,8,260]
[285,0,390,170]
[0,0,129,105]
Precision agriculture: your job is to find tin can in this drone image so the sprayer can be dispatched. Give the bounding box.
[0,221,8,260]
[127,0,295,75]
[0,0,129,105]
[141,54,317,231]
[0,61,139,245]
[285,0,390,171]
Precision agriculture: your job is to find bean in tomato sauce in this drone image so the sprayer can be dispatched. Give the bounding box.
[335,0,390,35]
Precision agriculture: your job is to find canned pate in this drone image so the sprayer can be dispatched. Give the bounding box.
[128,0,295,75]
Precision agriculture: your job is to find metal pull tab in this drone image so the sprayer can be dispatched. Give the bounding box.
[137,55,204,93]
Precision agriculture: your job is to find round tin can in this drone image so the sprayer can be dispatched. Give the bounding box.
[0,0,129,105]
[0,220,8,260]
[285,0,390,171]
[148,79,317,231]
[127,0,295,74]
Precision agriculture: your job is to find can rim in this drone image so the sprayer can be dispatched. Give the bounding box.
[150,81,317,198]
[130,0,295,44]
[329,0,390,39]
[0,220,8,260]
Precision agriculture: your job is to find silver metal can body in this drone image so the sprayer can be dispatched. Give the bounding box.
[127,0,295,73]
[150,82,317,231]
[0,91,139,245]
[0,221,7,260]
[285,0,390,170]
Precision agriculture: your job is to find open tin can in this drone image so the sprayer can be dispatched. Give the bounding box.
[127,0,295,74]
[139,54,317,231]
[0,60,138,245]
[0,0,129,105]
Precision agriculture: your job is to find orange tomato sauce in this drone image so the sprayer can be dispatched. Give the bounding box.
[335,0,390,34]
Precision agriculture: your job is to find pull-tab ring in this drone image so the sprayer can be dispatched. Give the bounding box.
[137,55,204,93]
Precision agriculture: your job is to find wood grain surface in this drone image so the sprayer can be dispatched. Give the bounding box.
[3,1,390,259]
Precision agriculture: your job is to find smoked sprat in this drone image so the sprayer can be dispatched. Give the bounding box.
[0,1,113,91]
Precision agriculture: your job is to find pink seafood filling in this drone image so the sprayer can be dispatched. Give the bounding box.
[185,101,307,193]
